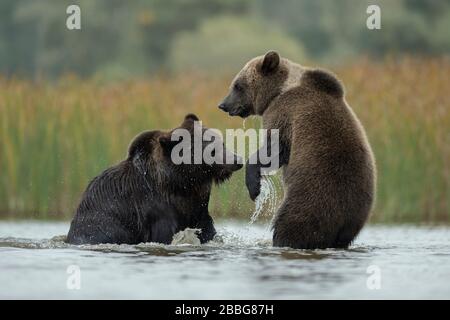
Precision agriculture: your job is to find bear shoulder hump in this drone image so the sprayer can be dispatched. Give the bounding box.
[302,69,344,98]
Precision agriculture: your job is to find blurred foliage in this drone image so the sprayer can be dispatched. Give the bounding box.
[169,16,306,73]
[0,0,449,78]
[1,59,449,222]
[0,1,449,223]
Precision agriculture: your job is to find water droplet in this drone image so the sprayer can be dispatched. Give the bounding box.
[249,175,279,225]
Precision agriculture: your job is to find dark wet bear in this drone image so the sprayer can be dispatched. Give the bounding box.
[67,114,242,245]
[219,51,376,249]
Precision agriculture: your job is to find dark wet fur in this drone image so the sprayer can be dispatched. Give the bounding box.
[67,162,216,244]
[67,115,241,245]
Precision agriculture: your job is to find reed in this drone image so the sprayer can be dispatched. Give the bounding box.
[0,58,449,223]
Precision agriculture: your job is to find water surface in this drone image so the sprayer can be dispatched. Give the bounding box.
[0,221,449,299]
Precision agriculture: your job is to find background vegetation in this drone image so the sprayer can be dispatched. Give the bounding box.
[1,0,450,78]
[1,59,449,222]
[0,0,449,223]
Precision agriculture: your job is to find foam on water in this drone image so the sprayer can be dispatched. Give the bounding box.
[171,228,201,245]
[0,236,70,250]
[0,223,272,254]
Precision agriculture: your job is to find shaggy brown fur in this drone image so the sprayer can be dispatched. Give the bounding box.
[219,51,376,249]
[67,114,242,245]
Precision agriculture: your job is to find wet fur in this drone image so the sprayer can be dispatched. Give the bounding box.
[220,52,376,249]
[67,161,215,245]
[67,116,238,245]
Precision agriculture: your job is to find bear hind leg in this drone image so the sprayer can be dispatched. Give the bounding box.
[272,204,337,249]
[333,221,365,248]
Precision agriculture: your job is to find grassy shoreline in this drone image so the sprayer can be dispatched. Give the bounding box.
[1,58,449,223]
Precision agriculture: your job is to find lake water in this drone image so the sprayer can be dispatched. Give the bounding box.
[0,221,449,299]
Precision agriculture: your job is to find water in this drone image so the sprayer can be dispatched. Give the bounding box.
[250,176,279,225]
[0,221,449,299]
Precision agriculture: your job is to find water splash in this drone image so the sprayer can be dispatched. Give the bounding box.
[242,116,279,226]
[0,223,273,254]
[171,228,201,245]
[242,118,248,130]
[249,175,279,224]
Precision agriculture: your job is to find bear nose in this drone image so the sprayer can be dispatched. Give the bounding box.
[218,103,228,111]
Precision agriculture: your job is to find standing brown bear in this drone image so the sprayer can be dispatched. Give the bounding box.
[219,51,376,249]
[67,114,242,245]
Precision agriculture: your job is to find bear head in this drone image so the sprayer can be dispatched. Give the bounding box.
[218,51,344,118]
[127,114,243,190]
[218,51,290,118]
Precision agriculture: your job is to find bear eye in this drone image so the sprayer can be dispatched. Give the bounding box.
[233,83,243,92]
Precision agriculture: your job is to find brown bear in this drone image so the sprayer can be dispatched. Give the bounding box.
[219,51,376,249]
[67,114,242,245]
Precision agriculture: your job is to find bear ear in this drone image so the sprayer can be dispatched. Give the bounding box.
[181,113,199,128]
[184,113,199,121]
[128,131,153,160]
[261,51,280,75]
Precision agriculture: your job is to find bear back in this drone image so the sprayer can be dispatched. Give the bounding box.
[302,69,344,99]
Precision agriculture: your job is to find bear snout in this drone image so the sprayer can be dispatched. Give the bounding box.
[230,162,243,172]
[218,102,229,112]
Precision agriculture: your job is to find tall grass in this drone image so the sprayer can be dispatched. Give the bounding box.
[0,58,449,223]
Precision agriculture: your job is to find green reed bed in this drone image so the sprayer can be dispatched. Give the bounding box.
[1,59,449,223]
